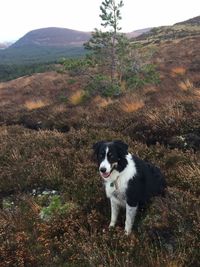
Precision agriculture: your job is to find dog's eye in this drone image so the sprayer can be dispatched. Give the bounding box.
[108,153,113,159]
[99,153,104,158]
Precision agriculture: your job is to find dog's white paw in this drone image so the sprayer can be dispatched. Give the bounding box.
[125,227,132,235]
[109,223,115,228]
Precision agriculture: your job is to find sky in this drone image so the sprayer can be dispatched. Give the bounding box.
[0,0,199,42]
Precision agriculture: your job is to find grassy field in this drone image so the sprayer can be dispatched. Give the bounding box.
[0,33,200,266]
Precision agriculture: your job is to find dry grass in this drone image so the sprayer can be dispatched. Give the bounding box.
[147,99,184,122]
[24,99,49,110]
[121,95,145,113]
[171,66,186,77]
[69,90,85,105]
[178,79,194,91]
[92,95,113,108]
[50,104,67,114]
[143,86,158,95]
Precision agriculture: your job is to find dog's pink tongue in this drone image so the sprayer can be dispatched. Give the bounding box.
[102,172,110,178]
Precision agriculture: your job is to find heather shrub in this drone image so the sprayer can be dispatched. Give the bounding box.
[1,27,200,266]
[0,139,199,266]
[122,99,200,149]
[2,187,198,267]
[0,197,49,266]
[140,188,200,266]
[0,126,74,193]
[0,102,199,266]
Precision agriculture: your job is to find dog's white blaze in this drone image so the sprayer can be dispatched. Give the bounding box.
[99,147,111,173]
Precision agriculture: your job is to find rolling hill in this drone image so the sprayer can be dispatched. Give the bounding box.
[134,15,200,44]
[175,15,200,25]
[0,28,91,65]
[126,28,152,38]
[0,15,199,65]
[0,27,150,64]
[11,27,91,48]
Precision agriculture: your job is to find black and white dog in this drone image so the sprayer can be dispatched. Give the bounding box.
[93,140,166,235]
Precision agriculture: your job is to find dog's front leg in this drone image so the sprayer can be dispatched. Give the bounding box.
[125,204,137,235]
[109,197,120,228]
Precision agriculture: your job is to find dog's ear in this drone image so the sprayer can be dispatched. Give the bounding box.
[92,141,105,157]
[113,140,128,155]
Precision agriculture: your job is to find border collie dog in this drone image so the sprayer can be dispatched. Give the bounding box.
[93,140,166,235]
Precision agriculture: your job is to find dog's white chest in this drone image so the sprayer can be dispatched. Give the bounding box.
[104,154,137,206]
[105,181,114,197]
[105,180,127,206]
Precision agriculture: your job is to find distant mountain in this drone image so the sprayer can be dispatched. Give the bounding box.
[11,27,153,49]
[1,16,199,65]
[0,42,12,49]
[11,27,91,48]
[0,28,92,64]
[0,26,149,64]
[175,15,200,26]
[0,43,7,49]
[126,28,152,38]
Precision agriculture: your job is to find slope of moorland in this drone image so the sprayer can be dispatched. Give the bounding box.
[135,15,200,44]
[0,22,200,266]
[175,15,200,25]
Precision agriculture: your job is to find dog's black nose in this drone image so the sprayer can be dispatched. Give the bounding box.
[100,167,107,173]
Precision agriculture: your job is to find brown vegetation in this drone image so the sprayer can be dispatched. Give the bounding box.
[0,34,200,266]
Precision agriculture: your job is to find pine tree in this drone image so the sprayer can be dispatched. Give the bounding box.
[100,0,124,81]
[85,0,125,83]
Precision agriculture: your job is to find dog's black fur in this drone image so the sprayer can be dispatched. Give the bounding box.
[126,154,166,206]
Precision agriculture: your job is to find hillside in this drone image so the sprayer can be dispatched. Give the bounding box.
[11,27,91,48]
[0,27,151,65]
[134,15,200,44]
[0,16,199,65]
[0,45,86,65]
[126,28,152,38]
[11,27,152,48]
[0,16,200,266]
[0,28,90,65]
[175,15,200,25]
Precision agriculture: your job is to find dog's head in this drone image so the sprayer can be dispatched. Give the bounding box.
[93,140,128,180]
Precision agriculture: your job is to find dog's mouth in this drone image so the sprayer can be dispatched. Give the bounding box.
[100,164,117,179]
[100,172,111,178]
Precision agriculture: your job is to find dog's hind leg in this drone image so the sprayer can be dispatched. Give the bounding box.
[109,198,120,228]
